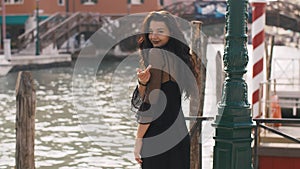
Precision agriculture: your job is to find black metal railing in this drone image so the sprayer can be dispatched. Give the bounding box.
[253,118,300,169]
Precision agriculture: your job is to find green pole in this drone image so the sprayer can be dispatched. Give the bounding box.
[35,0,40,56]
[65,0,69,13]
[212,0,253,169]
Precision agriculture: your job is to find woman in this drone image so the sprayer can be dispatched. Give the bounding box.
[131,11,196,169]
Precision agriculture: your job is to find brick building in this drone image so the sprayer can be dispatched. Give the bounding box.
[0,0,165,49]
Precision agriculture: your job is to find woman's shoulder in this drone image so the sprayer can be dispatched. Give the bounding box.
[148,48,166,67]
[148,48,163,56]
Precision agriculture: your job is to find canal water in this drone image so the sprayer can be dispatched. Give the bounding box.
[0,49,218,169]
[1,43,299,168]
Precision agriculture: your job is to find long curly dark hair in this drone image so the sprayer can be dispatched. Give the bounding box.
[138,11,196,98]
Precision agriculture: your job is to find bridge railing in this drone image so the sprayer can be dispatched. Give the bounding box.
[266,1,300,33]
[17,13,66,52]
[163,0,300,33]
[16,12,103,54]
[40,12,84,49]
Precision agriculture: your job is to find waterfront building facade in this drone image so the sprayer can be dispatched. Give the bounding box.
[0,0,164,49]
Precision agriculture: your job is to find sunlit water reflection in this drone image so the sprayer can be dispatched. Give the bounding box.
[0,55,216,169]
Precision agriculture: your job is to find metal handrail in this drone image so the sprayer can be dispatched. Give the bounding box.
[186,116,214,137]
[258,124,300,143]
[185,116,214,169]
[17,12,66,51]
[254,118,300,124]
[253,118,300,169]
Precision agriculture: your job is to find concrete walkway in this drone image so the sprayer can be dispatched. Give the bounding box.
[0,54,71,76]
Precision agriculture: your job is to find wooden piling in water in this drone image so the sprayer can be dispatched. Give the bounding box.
[215,51,224,103]
[15,71,36,169]
[265,35,275,118]
[189,20,207,169]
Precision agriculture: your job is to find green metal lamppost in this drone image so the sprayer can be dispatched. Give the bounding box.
[212,0,253,169]
[35,0,40,56]
[65,0,70,53]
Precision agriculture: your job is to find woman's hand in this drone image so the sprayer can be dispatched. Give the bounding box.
[134,138,143,164]
[137,65,152,85]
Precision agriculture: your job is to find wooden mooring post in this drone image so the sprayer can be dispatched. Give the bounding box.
[189,20,207,169]
[15,71,36,169]
[215,51,224,103]
[264,35,275,118]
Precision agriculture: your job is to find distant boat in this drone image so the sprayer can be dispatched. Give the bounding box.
[194,1,227,18]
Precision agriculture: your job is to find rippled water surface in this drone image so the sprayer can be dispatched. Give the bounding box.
[0,58,142,169]
[0,54,217,168]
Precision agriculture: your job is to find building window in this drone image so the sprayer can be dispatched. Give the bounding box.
[131,0,143,5]
[58,0,64,6]
[159,0,164,6]
[5,0,23,4]
[128,0,144,4]
[81,0,98,5]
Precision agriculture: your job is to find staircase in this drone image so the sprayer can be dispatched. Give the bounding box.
[17,12,66,53]
[17,12,103,54]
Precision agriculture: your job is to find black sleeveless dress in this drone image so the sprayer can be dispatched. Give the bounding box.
[140,80,190,169]
[131,48,190,169]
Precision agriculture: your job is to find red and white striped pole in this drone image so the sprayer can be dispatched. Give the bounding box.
[251,0,267,118]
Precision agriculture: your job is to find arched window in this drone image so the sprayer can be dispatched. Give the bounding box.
[58,0,64,6]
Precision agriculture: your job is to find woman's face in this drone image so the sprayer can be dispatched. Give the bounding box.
[148,20,170,47]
